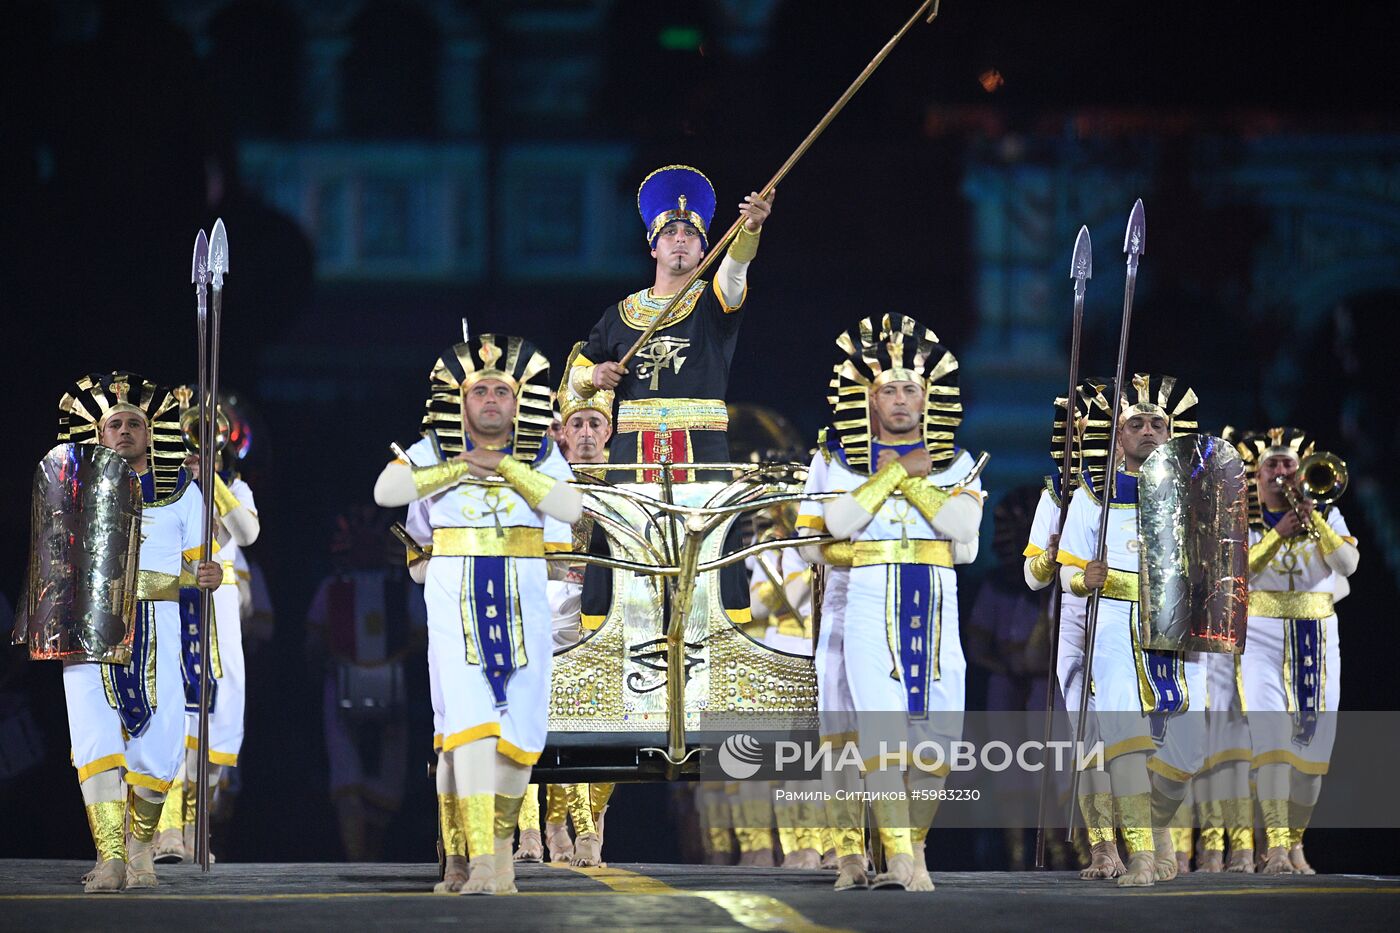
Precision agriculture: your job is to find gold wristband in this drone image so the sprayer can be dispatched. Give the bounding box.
[1247,528,1285,575]
[1029,550,1056,583]
[570,364,598,397]
[852,460,909,515]
[728,225,762,263]
[496,456,554,509]
[411,459,469,499]
[1311,512,1347,556]
[213,473,240,516]
[899,477,951,526]
[1070,572,1090,598]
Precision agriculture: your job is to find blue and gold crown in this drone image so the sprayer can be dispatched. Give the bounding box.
[638,165,715,249]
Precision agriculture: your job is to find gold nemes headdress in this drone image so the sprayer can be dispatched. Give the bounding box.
[58,372,185,501]
[422,335,553,461]
[557,342,614,424]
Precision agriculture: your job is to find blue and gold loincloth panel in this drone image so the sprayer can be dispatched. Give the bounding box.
[461,557,528,710]
[102,601,158,736]
[178,586,221,714]
[1283,618,1324,745]
[1127,602,1190,744]
[884,564,943,720]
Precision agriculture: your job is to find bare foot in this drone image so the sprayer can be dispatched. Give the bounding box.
[781,847,822,869]
[1196,849,1224,873]
[833,854,869,891]
[1260,846,1295,875]
[80,860,101,885]
[434,854,469,893]
[907,842,935,892]
[154,828,186,864]
[820,848,839,870]
[1152,828,1179,882]
[494,839,518,894]
[84,859,126,894]
[460,854,499,895]
[871,852,916,890]
[1225,849,1255,873]
[514,829,543,863]
[125,835,159,889]
[545,822,574,862]
[572,832,603,868]
[1079,841,1125,880]
[1175,851,1192,875]
[1116,851,1156,888]
[1289,843,1316,875]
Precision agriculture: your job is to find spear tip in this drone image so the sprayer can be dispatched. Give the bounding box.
[1071,225,1092,280]
[210,218,229,276]
[191,230,209,286]
[1124,199,1146,257]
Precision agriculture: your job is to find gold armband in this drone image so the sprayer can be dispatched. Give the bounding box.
[1029,550,1057,584]
[570,364,598,398]
[728,225,762,263]
[1247,528,1285,576]
[898,477,950,525]
[851,460,908,514]
[1310,512,1347,556]
[411,459,470,498]
[496,456,555,509]
[212,474,240,516]
[1069,572,1090,598]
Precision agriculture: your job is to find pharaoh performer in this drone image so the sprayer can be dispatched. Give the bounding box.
[1056,374,1207,888]
[375,334,580,895]
[515,344,617,868]
[14,373,224,892]
[1022,379,1126,879]
[305,506,426,861]
[802,314,985,892]
[1234,427,1358,874]
[155,392,261,863]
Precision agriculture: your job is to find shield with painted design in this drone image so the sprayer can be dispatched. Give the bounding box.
[12,444,142,663]
[1137,434,1249,654]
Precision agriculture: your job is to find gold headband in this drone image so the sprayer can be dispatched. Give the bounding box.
[1262,445,1300,463]
[97,403,149,429]
[1118,401,1168,423]
[871,368,926,391]
[460,371,521,394]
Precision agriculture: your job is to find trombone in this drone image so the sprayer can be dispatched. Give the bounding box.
[1272,451,1348,540]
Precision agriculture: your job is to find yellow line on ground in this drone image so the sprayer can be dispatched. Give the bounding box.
[1133,886,1400,898]
[558,865,857,933]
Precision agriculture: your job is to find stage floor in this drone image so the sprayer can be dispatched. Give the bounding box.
[3,860,1398,931]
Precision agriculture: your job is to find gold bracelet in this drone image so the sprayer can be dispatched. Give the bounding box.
[1029,550,1056,583]
[496,456,555,509]
[851,460,909,514]
[570,364,598,397]
[1311,512,1347,556]
[411,459,470,499]
[728,225,762,263]
[899,477,950,526]
[1070,572,1090,598]
[1247,528,1285,575]
[213,474,240,516]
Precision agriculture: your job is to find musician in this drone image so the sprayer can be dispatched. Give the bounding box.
[374,334,579,895]
[156,393,262,864]
[1056,374,1206,888]
[806,314,985,891]
[1234,428,1358,874]
[1022,380,1124,878]
[34,374,224,892]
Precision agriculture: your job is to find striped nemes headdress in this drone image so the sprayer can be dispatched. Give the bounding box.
[58,372,186,502]
[422,335,553,462]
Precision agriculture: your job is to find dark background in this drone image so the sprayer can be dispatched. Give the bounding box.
[2,0,1397,870]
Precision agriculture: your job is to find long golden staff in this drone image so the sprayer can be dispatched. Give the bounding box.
[1033,225,1091,868]
[618,0,943,367]
[1065,200,1146,841]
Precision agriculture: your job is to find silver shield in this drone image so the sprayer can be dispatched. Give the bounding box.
[13,444,142,663]
[1137,434,1249,654]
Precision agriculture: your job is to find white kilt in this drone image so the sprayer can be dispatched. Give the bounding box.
[64,601,185,790]
[425,554,553,764]
[1240,614,1339,774]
